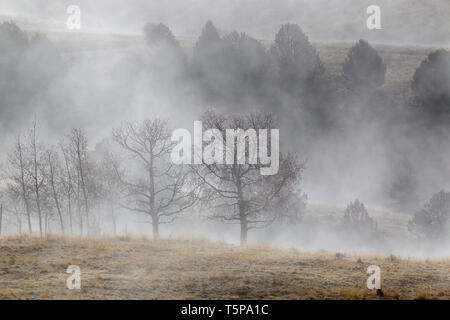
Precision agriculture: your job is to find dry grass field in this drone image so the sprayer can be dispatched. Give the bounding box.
[0,235,448,300]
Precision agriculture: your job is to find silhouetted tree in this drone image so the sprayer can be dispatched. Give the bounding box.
[96,145,123,235]
[193,22,272,108]
[192,21,226,101]
[342,199,381,242]
[67,129,92,235]
[192,111,305,245]
[44,149,65,233]
[408,190,450,241]
[142,22,186,82]
[193,21,221,58]
[387,157,420,212]
[0,22,63,130]
[342,40,386,92]
[26,121,46,237]
[412,49,450,114]
[6,135,33,234]
[144,23,180,48]
[270,23,324,95]
[221,31,272,104]
[60,143,75,234]
[112,119,197,238]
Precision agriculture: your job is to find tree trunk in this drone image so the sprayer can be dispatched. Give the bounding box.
[111,204,117,235]
[17,214,22,234]
[240,219,248,245]
[68,195,73,234]
[149,156,158,239]
[32,126,43,237]
[81,182,89,234]
[53,186,65,234]
[78,207,83,236]
[152,215,159,239]
[49,155,64,234]
[77,194,83,236]
[18,139,32,235]
[62,148,73,234]
[237,178,248,245]
[35,182,43,237]
[77,154,90,235]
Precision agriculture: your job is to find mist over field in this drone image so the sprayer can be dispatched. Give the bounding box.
[2,0,450,44]
[1,0,450,266]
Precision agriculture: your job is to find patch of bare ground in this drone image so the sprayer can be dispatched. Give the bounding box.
[0,235,448,300]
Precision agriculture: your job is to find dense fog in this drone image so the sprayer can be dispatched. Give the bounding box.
[0,1,450,259]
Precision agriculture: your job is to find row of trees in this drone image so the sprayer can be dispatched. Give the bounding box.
[3,123,95,236]
[0,112,304,244]
[145,21,450,115]
[1,115,446,244]
[1,19,448,124]
[1,19,448,135]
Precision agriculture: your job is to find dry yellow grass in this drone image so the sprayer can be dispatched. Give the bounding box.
[0,235,448,300]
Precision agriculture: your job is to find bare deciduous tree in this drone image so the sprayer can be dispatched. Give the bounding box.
[112,119,197,238]
[25,121,45,236]
[60,143,74,234]
[98,150,122,235]
[192,111,304,245]
[67,129,91,235]
[45,149,64,233]
[7,136,33,234]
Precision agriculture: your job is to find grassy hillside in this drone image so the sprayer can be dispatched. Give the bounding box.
[0,235,448,299]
